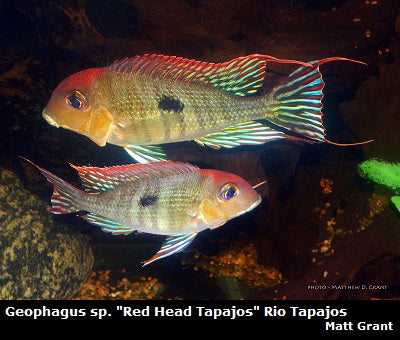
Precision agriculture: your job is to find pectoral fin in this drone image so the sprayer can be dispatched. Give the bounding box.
[125,145,167,163]
[195,121,306,149]
[142,233,198,266]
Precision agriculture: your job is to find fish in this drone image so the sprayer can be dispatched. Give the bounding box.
[42,53,372,163]
[20,157,261,266]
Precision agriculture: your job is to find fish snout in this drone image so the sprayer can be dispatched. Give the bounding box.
[247,193,262,212]
[42,108,59,128]
[254,194,262,207]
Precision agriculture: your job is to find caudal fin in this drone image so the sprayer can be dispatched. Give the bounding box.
[265,58,373,146]
[19,157,80,214]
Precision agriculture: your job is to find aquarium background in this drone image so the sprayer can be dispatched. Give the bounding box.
[0,0,399,300]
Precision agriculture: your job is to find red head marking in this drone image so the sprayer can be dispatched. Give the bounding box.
[55,67,107,94]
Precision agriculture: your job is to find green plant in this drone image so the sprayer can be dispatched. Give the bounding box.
[358,158,400,213]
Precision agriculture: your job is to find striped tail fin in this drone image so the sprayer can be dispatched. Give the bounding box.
[265,58,373,146]
[50,187,79,214]
[19,157,80,214]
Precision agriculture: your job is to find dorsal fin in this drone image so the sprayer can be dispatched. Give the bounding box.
[110,54,311,97]
[70,161,198,193]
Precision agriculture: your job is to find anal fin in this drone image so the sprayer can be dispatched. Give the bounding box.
[194,121,307,149]
[83,213,135,235]
[125,145,167,163]
[142,233,197,266]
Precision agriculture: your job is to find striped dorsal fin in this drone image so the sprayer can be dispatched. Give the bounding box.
[110,54,310,97]
[70,161,198,193]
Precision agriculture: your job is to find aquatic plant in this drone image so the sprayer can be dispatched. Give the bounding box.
[358,158,400,212]
[391,196,400,211]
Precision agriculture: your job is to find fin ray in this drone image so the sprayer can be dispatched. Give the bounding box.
[195,121,308,149]
[71,160,198,193]
[19,157,80,214]
[142,233,197,266]
[83,213,135,235]
[265,58,372,146]
[110,54,311,97]
[124,145,167,163]
[50,188,77,214]
[266,60,326,141]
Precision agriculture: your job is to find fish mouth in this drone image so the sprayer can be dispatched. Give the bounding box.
[232,195,262,219]
[248,195,262,212]
[42,109,59,128]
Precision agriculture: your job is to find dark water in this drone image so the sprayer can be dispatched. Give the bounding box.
[0,0,400,300]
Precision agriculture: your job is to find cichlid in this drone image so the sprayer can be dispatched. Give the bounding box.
[21,157,261,265]
[42,54,371,163]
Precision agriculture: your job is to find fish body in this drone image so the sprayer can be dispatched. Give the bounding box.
[98,68,260,145]
[43,54,370,162]
[22,158,261,265]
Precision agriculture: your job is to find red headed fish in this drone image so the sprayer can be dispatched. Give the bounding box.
[42,54,371,162]
[21,157,261,266]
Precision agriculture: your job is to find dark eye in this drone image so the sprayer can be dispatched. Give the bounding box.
[65,91,87,110]
[219,183,239,200]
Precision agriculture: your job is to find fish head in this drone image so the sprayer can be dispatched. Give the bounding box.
[199,170,262,227]
[42,67,113,146]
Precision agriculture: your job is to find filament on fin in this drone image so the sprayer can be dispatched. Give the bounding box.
[323,138,374,147]
[313,57,367,67]
[252,180,268,190]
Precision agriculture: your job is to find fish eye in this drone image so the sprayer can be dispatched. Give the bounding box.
[65,91,88,110]
[219,183,239,200]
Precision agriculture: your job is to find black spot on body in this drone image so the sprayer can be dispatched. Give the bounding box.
[139,194,158,207]
[158,95,184,113]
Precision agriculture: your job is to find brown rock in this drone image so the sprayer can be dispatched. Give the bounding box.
[0,167,93,299]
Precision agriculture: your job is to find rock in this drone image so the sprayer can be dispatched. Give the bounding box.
[0,167,93,299]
